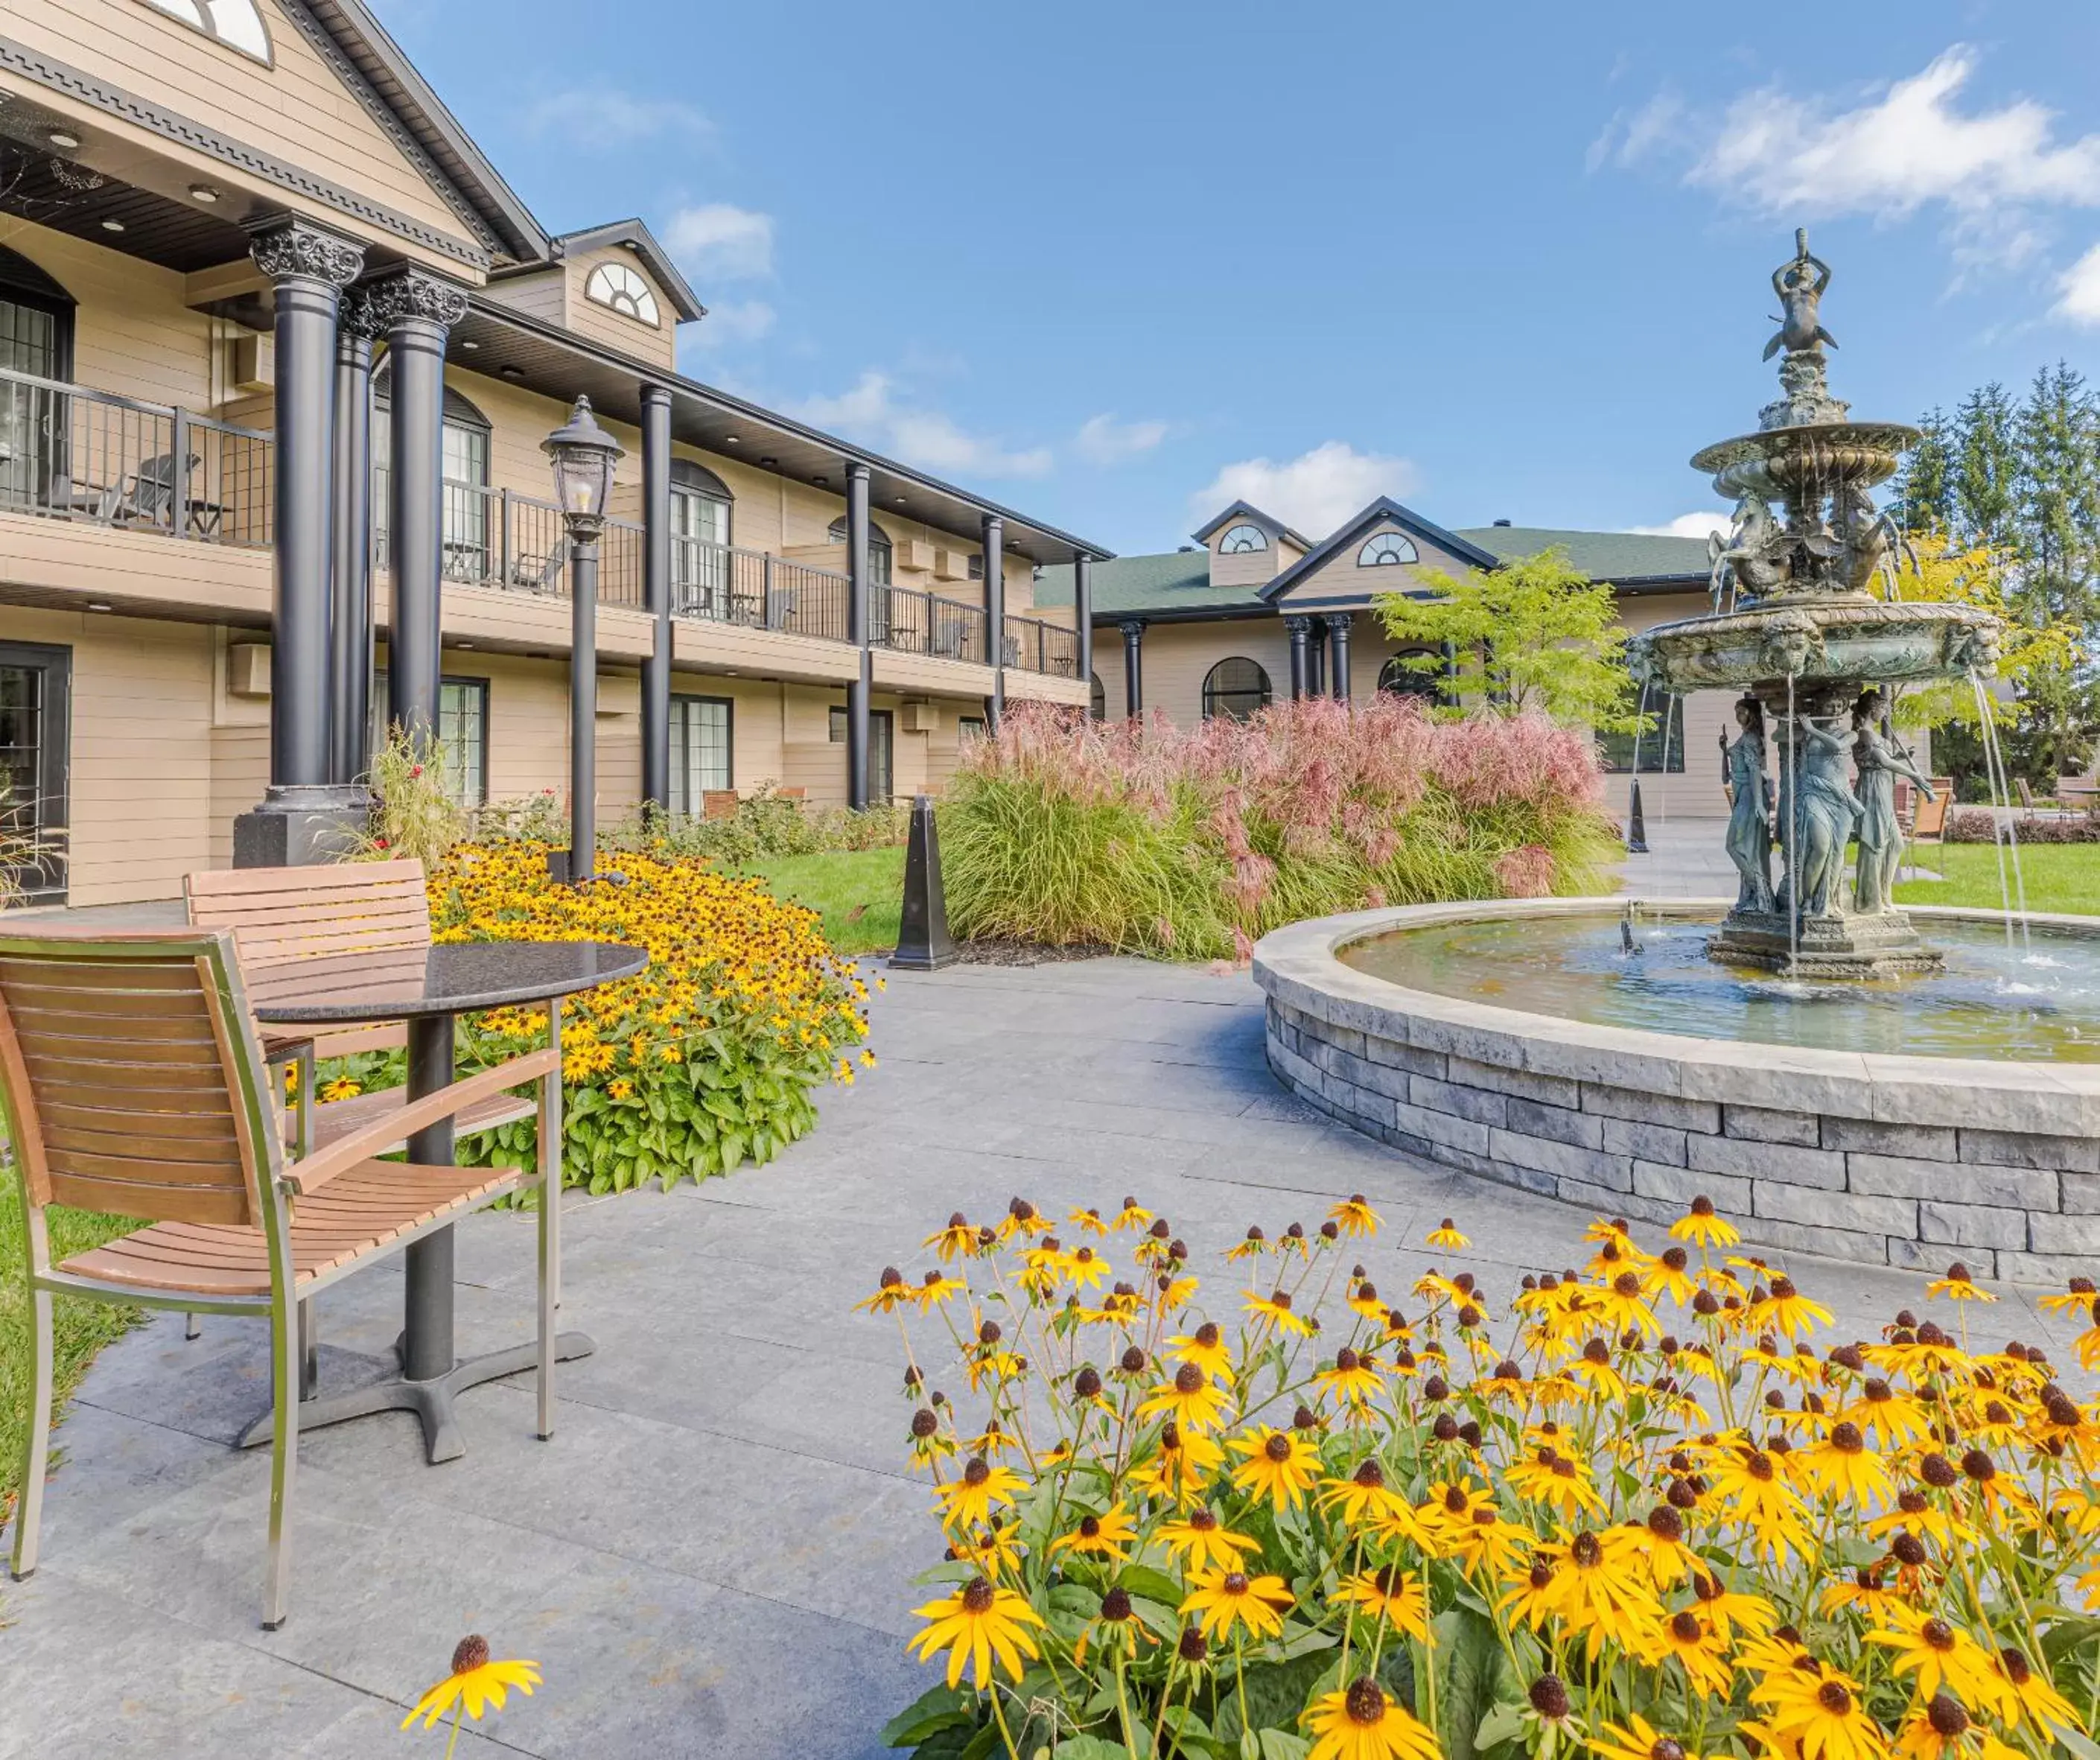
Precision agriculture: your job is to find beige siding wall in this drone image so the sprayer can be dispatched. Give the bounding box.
[1210,539,1281,591]
[1276,521,1474,606]
[7,224,218,407]
[1096,619,1291,726]
[480,270,567,328]
[6,0,481,267]
[561,247,677,369]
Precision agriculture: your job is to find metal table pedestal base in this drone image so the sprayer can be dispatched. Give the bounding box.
[238,1330,595,1464]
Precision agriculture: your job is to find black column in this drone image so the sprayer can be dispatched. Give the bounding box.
[1327,613,1353,702]
[570,523,599,879]
[366,267,470,749]
[1119,618,1145,721]
[1073,552,1094,690]
[233,218,366,868]
[982,513,1005,726]
[1285,615,1312,700]
[845,463,872,810]
[640,384,673,813]
[328,289,379,786]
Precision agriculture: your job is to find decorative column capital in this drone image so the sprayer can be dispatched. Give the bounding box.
[1118,618,1147,640]
[359,264,471,333]
[1283,614,1315,638]
[1321,611,1355,634]
[249,217,366,288]
[337,282,388,342]
[640,381,674,411]
[844,460,871,484]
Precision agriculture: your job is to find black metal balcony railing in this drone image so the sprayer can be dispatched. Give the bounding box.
[672,537,850,644]
[873,582,987,663]
[1007,612,1081,679]
[0,366,272,547]
[0,369,1077,678]
[372,471,646,609]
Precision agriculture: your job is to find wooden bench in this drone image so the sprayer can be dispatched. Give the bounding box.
[0,927,563,1630]
[185,860,533,1156]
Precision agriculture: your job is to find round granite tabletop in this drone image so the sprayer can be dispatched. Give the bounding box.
[247,939,649,1024]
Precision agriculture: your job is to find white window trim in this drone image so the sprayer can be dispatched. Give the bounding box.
[138,0,274,64]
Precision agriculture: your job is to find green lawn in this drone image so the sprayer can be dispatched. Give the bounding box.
[741,847,907,956]
[1,1186,139,1517]
[1894,842,2100,916]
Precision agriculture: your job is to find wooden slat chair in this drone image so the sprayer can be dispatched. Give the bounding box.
[1,927,561,1630]
[1912,778,1954,844]
[185,860,533,1157]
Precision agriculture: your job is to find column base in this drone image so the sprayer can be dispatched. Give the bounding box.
[232,784,369,868]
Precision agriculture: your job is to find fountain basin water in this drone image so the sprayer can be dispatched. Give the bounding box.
[1253,899,2100,1283]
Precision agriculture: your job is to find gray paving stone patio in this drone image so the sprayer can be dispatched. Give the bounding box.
[2,953,2083,1759]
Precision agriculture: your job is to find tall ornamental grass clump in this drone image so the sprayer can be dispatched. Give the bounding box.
[941,698,1618,958]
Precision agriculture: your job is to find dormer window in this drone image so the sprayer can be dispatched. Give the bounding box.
[1218,523,1267,554]
[1358,532,1419,568]
[583,261,661,328]
[138,0,273,62]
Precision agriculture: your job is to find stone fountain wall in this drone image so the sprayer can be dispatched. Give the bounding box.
[1255,903,2100,1284]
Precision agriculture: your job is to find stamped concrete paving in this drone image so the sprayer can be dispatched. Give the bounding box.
[2,956,2084,1759]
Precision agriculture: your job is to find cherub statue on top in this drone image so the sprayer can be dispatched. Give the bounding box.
[1764,229,1837,361]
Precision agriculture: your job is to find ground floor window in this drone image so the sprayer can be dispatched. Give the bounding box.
[438,676,489,806]
[670,694,733,812]
[958,715,986,747]
[1378,649,1446,704]
[0,641,69,901]
[1088,673,1104,720]
[1597,691,1686,773]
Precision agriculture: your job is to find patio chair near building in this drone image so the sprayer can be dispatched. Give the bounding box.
[1910,778,1954,843]
[1,927,560,1630]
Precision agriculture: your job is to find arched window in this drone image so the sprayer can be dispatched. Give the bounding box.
[1378,651,1444,704]
[373,369,493,581]
[1358,531,1419,568]
[1202,657,1272,722]
[1218,523,1267,554]
[583,261,661,328]
[1089,671,1105,722]
[138,0,273,63]
[0,248,75,513]
[829,514,893,585]
[669,460,733,606]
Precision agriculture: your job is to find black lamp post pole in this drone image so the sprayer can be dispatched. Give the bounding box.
[844,463,871,810]
[570,520,599,880]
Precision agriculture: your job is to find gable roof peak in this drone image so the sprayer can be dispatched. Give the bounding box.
[1190,499,1313,550]
[545,219,705,323]
[1256,496,1502,603]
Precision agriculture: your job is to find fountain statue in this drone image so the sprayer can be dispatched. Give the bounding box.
[1626,230,2002,977]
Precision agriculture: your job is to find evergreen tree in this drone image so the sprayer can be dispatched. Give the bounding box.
[1954,382,2021,553]
[1891,406,1955,534]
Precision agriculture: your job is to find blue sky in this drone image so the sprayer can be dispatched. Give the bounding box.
[374,0,2100,559]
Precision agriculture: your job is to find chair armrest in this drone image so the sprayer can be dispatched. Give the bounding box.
[282,1046,559,1197]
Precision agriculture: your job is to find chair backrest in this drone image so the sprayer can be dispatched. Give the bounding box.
[1912,783,1952,840]
[2016,777,2037,810]
[701,790,740,822]
[0,929,275,1227]
[185,859,431,971]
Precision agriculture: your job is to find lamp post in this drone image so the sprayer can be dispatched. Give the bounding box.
[543,395,624,883]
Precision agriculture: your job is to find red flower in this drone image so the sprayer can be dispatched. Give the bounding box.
[410,764,424,778]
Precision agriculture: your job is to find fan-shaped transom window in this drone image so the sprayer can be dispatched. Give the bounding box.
[1358,531,1419,568]
[1202,657,1272,722]
[583,261,661,328]
[1217,523,1267,555]
[828,515,893,585]
[138,0,273,62]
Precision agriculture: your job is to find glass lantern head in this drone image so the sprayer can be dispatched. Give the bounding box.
[542,395,624,526]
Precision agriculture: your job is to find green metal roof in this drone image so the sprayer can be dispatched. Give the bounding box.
[1037,527,1711,620]
[1034,550,1269,620]
[1453,527,1711,582]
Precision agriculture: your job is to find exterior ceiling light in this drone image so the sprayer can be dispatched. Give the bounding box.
[811,474,828,486]
[459,338,480,351]
[500,364,524,381]
[759,457,777,468]
[47,130,80,150]
[101,218,125,233]
[86,601,112,611]
[188,183,221,204]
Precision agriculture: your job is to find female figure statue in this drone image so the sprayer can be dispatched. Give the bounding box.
[1792,713,1862,917]
[1851,689,1934,915]
[1721,697,1774,914]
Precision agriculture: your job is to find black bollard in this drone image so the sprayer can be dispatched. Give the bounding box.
[1626,780,1648,854]
[890,792,958,970]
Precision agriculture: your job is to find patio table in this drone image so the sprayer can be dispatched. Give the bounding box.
[245,938,648,1462]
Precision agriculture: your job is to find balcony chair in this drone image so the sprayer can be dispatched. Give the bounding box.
[1,926,561,1630]
[111,451,201,531]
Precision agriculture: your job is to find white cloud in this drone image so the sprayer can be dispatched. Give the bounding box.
[690,298,776,346]
[663,203,774,281]
[1629,511,1731,541]
[1076,413,1170,465]
[524,86,712,147]
[1587,92,1687,174]
[795,372,1054,480]
[1189,442,1419,539]
[2055,244,2100,327]
[1689,49,2100,221]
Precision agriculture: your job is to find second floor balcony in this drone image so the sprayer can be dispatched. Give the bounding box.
[1,366,1081,676]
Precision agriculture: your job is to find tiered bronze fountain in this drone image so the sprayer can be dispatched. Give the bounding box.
[1627,231,2002,978]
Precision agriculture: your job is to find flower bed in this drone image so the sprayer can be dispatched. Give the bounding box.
[871,1197,2100,1760]
[939,699,1620,961]
[320,843,873,1194]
